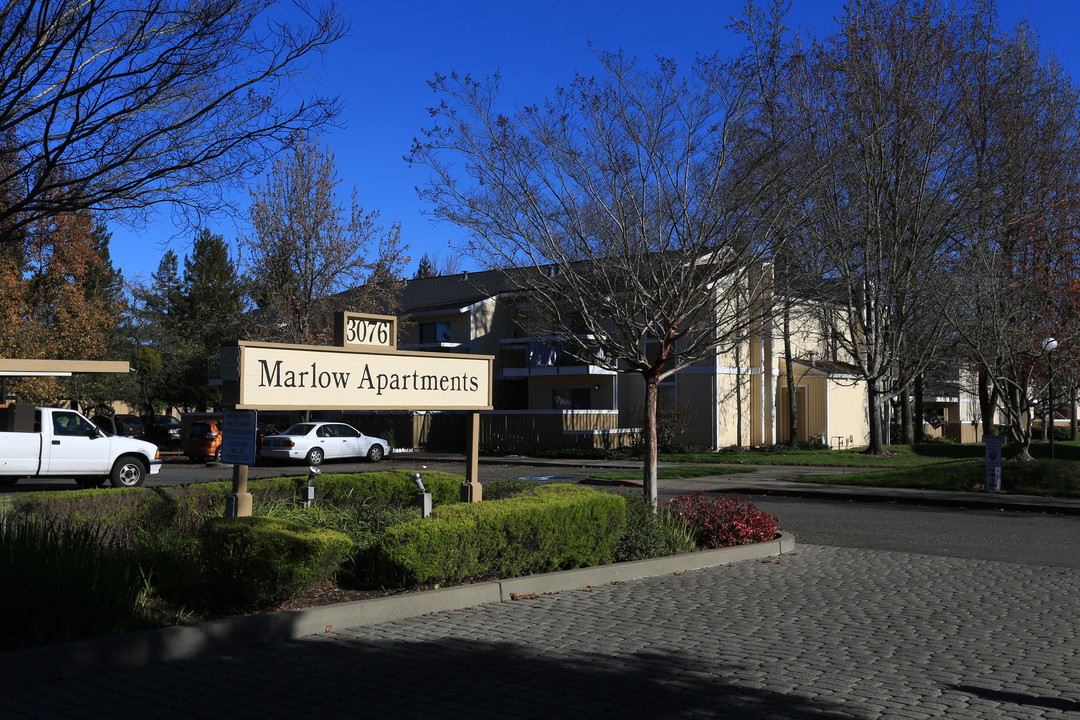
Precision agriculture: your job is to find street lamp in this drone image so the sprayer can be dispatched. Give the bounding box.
[1042,337,1059,460]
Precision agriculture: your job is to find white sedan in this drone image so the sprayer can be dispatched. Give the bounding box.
[260,422,390,465]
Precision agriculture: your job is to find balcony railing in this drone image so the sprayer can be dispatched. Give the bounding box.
[499,338,609,373]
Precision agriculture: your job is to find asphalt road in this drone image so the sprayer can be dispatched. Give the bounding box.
[725,494,1080,568]
[0,453,600,492]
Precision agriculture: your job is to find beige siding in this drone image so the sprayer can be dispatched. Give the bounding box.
[828,380,869,448]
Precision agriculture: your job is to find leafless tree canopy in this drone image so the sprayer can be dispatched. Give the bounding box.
[243,137,408,344]
[411,50,792,502]
[0,0,345,242]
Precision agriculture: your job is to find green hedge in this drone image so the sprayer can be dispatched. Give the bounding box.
[198,516,353,611]
[372,484,626,586]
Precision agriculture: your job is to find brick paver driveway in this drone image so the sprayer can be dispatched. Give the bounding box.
[3,544,1078,719]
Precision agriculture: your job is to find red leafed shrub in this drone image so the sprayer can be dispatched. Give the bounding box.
[665,494,781,549]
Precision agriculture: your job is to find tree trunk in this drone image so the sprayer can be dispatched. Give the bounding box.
[900,387,914,445]
[1071,386,1078,441]
[866,378,886,454]
[1006,384,1033,461]
[783,310,798,447]
[914,375,925,444]
[642,374,660,507]
[978,367,998,436]
[735,342,743,448]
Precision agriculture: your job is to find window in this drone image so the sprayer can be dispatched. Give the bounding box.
[419,321,452,344]
[553,388,591,410]
[53,411,93,436]
[334,424,359,438]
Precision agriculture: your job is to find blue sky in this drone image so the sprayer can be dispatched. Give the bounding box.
[109,0,1080,285]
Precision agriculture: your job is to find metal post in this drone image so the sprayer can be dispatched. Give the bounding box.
[1048,348,1055,460]
[461,410,482,502]
[1043,337,1058,461]
[414,471,432,517]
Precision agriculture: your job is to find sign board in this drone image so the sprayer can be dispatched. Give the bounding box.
[983,434,1006,492]
[222,341,493,411]
[334,312,397,350]
[221,409,258,466]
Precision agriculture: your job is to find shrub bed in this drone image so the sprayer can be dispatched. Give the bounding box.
[196,516,353,611]
[372,484,626,586]
[0,516,147,650]
[6,470,466,545]
[666,494,781,548]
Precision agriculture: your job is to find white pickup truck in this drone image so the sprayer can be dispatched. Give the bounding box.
[0,405,162,488]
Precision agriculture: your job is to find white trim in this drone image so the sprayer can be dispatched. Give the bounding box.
[716,365,760,375]
[500,366,616,377]
[499,334,601,344]
[402,342,468,351]
[673,365,721,375]
[483,409,619,416]
[0,371,72,377]
[406,296,497,319]
[824,377,831,442]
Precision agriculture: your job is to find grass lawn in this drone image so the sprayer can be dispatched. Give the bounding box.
[658,445,981,468]
[788,458,1080,498]
[589,465,755,481]
[654,441,1080,498]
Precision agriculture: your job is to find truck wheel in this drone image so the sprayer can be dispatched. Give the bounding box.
[306,448,324,466]
[110,457,147,488]
[0,476,18,486]
[367,444,384,462]
[74,476,105,489]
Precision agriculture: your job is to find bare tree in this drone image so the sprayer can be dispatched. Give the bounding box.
[784,0,971,455]
[244,136,408,344]
[943,17,1080,459]
[410,51,791,505]
[0,0,346,245]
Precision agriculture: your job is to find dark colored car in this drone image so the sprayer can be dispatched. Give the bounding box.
[90,413,146,439]
[185,418,279,463]
[141,415,182,447]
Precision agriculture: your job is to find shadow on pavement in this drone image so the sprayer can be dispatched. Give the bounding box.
[950,684,1080,713]
[3,635,857,719]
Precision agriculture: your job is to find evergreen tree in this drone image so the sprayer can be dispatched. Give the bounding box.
[415,253,435,278]
[177,229,245,410]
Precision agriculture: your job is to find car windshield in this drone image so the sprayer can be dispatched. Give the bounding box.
[282,423,316,436]
[154,416,181,428]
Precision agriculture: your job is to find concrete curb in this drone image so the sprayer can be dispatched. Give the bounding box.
[0,533,794,687]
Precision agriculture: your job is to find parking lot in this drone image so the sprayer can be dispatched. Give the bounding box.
[0,451,610,493]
